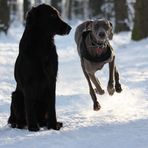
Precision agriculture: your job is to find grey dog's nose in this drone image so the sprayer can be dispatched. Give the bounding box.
[99,32,105,38]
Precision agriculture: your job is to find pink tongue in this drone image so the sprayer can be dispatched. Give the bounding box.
[96,48,103,55]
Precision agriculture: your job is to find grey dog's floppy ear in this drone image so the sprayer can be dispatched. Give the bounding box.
[83,21,93,32]
[108,21,113,40]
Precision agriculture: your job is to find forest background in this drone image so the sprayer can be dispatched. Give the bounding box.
[0,0,148,41]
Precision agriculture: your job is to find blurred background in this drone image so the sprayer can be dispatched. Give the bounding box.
[0,0,148,40]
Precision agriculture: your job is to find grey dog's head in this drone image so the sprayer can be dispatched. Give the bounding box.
[87,18,113,43]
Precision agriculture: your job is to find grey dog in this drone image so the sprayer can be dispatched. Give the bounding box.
[75,18,122,111]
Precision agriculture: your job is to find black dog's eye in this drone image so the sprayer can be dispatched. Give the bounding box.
[50,14,58,18]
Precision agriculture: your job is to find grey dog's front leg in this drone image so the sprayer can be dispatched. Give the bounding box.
[81,60,101,111]
[107,57,115,95]
[88,74,105,95]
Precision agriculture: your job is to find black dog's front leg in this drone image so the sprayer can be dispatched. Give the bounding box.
[24,88,39,132]
[25,99,39,131]
[44,55,62,130]
[107,57,115,95]
[47,80,63,130]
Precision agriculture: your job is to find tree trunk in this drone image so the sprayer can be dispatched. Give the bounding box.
[67,0,72,20]
[51,0,61,12]
[34,0,42,5]
[0,0,10,33]
[114,0,130,33]
[132,0,148,40]
[83,0,89,19]
[23,0,31,21]
[89,0,103,18]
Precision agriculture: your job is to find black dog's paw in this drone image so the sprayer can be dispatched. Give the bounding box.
[55,122,63,130]
[28,125,40,132]
[39,121,47,128]
[9,123,17,128]
[8,116,17,128]
[17,124,26,129]
[115,83,122,93]
[9,123,26,129]
[47,122,63,130]
[93,101,101,111]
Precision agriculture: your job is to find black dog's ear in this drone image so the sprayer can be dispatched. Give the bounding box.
[26,7,38,26]
[108,21,113,40]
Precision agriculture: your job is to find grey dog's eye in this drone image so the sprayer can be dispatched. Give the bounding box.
[104,23,109,30]
[94,24,100,30]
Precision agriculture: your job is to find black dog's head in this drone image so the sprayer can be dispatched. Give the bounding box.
[26,4,71,36]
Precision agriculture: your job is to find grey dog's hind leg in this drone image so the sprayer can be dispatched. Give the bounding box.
[114,67,122,93]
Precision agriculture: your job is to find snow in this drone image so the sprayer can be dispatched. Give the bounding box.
[0,21,148,148]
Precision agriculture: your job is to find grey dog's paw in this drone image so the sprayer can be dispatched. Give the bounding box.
[107,85,115,96]
[94,88,105,95]
[93,101,101,111]
[115,83,122,93]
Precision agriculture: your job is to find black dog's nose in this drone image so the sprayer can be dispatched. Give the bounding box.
[99,32,105,38]
[66,25,72,34]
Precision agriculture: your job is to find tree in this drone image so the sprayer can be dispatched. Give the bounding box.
[64,0,89,20]
[23,0,31,22]
[132,0,148,40]
[34,0,42,5]
[0,0,10,33]
[51,0,61,12]
[114,0,130,33]
[61,0,72,20]
[89,0,104,18]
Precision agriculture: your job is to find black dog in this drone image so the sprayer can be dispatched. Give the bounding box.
[8,4,71,131]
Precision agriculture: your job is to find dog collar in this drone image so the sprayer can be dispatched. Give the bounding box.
[80,31,112,63]
[96,47,103,55]
[88,32,108,55]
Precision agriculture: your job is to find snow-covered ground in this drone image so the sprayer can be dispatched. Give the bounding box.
[0,21,148,148]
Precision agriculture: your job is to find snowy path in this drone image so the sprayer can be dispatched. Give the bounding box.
[0,23,148,148]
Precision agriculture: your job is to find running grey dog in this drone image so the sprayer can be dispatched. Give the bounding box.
[75,19,122,111]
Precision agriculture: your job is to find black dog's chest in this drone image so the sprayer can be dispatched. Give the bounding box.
[43,50,58,77]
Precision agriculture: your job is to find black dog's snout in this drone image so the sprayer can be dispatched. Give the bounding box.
[66,25,72,34]
[99,32,105,38]
[58,21,72,35]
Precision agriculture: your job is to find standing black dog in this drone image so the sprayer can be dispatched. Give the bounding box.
[8,4,71,131]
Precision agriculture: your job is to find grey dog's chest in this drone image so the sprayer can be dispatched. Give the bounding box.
[81,33,115,74]
[83,53,114,74]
